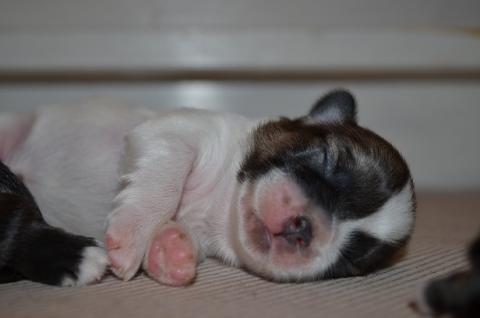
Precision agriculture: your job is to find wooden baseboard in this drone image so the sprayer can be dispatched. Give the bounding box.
[1,29,479,78]
[1,69,480,83]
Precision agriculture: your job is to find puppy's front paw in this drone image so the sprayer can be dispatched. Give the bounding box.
[143,222,197,286]
[105,215,146,280]
[106,209,151,281]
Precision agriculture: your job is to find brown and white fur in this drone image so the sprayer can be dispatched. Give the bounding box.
[0,90,415,286]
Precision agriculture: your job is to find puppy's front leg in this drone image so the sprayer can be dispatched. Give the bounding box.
[106,119,196,281]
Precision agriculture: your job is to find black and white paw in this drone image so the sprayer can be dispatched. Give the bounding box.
[60,244,108,287]
[0,162,109,286]
[10,226,109,286]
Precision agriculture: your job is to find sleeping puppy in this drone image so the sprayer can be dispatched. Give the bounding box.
[0,89,415,286]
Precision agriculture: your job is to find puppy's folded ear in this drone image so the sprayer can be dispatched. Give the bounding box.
[308,89,357,124]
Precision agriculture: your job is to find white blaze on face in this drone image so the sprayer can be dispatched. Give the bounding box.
[317,181,415,276]
[338,181,415,244]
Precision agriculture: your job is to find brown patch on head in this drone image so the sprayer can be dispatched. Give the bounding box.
[238,116,413,219]
[248,118,316,161]
[238,118,325,182]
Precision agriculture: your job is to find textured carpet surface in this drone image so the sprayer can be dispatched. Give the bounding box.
[1,193,479,318]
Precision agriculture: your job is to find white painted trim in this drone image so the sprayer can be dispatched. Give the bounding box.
[0,29,479,71]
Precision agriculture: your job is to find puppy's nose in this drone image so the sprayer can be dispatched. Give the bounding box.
[281,216,312,248]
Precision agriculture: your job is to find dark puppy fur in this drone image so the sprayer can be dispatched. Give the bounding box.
[0,161,106,286]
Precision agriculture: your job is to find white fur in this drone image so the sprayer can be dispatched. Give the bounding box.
[352,182,415,242]
[1,104,257,282]
[336,182,415,247]
[317,181,415,277]
[5,100,151,239]
[106,108,257,279]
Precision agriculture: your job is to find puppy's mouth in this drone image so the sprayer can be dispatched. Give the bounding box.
[245,208,313,255]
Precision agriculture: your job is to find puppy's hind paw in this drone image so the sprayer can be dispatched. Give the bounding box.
[61,245,108,287]
[13,226,109,286]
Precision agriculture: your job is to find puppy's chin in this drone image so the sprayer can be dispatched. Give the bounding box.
[235,211,323,282]
[231,171,334,282]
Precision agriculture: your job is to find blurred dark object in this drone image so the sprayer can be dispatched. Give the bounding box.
[412,234,480,318]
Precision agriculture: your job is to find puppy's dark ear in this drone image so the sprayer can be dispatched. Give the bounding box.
[308,89,357,124]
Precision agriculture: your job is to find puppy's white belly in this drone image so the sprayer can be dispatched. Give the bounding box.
[5,104,150,240]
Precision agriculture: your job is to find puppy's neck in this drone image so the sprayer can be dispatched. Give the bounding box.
[179,115,260,265]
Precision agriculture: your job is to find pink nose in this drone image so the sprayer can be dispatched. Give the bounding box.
[278,216,312,247]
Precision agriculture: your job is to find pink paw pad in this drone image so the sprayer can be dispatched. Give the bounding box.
[144,224,197,286]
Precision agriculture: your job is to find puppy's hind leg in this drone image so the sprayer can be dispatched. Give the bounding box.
[0,162,108,286]
[0,266,23,283]
[0,112,35,162]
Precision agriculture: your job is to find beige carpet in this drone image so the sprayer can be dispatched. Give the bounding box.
[1,193,479,318]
